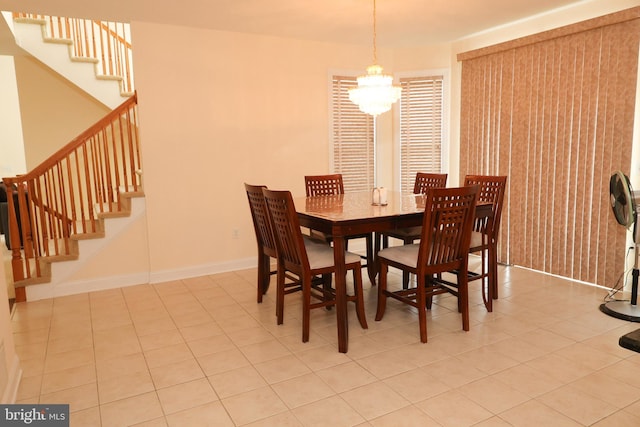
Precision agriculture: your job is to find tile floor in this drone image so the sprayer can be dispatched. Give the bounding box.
[10,260,640,426]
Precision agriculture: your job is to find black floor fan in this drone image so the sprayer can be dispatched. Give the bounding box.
[600,171,640,322]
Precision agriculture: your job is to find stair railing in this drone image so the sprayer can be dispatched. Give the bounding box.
[13,12,134,94]
[3,93,141,296]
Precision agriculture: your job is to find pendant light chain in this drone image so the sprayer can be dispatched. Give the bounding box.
[372,0,377,64]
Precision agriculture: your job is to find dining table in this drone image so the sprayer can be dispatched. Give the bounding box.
[295,189,493,353]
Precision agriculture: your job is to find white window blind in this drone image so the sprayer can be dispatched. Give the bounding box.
[331,75,375,192]
[399,75,444,193]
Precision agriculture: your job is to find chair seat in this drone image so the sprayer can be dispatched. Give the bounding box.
[305,239,362,270]
[384,226,422,239]
[378,244,420,269]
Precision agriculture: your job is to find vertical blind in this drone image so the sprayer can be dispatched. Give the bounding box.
[458,8,640,287]
[331,75,375,192]
[399,75,444,193]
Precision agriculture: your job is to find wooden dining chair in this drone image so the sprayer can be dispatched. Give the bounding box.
[304,174,376,286]
[463,175,507,312]
[380,172,448,288]
[375,185,478,343]
[262,188,368,342]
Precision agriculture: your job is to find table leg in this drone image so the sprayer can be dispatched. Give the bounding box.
[333,234,349,353]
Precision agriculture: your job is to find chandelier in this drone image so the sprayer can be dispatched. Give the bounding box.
[348,0,401,116]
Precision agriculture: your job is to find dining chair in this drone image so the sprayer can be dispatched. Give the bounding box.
[463,175,507,312]
[262,188,368,342]
[380,172,448,288]
[245,183,301,303]
[375,185,478,343]
[304,174,376,286]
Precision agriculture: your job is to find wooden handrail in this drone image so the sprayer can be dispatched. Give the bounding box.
[3,93,141,297]
[12,13,135,94]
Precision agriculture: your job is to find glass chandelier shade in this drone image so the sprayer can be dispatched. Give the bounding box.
[348,0,401,116]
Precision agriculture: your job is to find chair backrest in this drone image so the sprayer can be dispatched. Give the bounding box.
[414,172,448,194]
[262,188,309,274]
[305,174,345,196]
[417,186,478,274]
[463,175,508,237]
[244,183,277,258]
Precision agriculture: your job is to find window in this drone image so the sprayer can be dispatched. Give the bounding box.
[397,74,445,193]
[330,75,375,192]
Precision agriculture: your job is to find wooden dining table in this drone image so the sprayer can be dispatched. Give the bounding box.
[295,190,492,353]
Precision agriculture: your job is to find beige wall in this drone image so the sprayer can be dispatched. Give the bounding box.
[0,55,26,179]
[132,23,451,280]
[14,55,109,169]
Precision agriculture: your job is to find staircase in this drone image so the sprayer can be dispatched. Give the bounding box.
[5,12,134,109]
[3,94,143,302]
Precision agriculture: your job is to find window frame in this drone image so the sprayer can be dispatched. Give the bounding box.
[393,69,449,192]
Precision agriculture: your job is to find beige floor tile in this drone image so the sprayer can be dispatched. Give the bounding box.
[272,372,336,409]
[149,358,205,389]
[244,412,304,426]
[415,389,493,427]
[421,356,486,388]
[382,368,451,403]
[41,364,96,395]
[16,375,42,400]
[592,409,640,427]
[179,321,224,341]
[240,339,292,364]
[492,363,564,397]
[537,385,618,425]
[96,351,148,381]
[187,333,236,357]
[100,391,164,427]
[40,382,99,413]
[98,370,155,404]
[340,381,410,420]
[356,347,419,379]
[221,386,289,425]
[455,345,520,374]
[138,328,185,351]
[498,400,581,427]
[165,401,234,426]
[144,342,194,368]
[131,417,169,427]
[253,354,311,384]
[369,405,442,427]
[570,371,640,408]
[208,365,267,398]
[295,344,351,371]
[44,346,94,373]
[458,376,530,414]
[197,348,251,376]
[156,378,218,415]
[316,361,378,393]
[292,395,366,427]
[69,406,102,427]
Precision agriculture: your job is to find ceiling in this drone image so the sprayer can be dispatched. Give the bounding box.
[0,0,586,48]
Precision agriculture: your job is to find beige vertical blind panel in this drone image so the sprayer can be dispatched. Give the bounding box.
[399,75,444,193]
[332,75,375,192]
[459,7,640,287]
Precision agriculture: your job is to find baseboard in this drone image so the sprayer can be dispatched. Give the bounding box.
[149,257,256,284]
[26,272,151,301]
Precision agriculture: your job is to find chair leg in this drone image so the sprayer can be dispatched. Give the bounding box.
[375,263,389,321]
[276,265,286,325]
[417,276,428,343]
[490,241,499,300]
[401,237,415,289]
[302,275,311,343]
[257,252,270,303]
[322,273,333,309]
[365,233,377,286]
[459,272,470,332]
[352,266,368,329]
